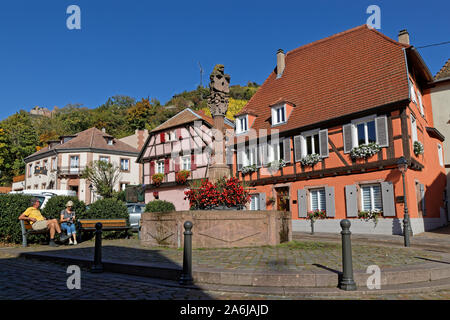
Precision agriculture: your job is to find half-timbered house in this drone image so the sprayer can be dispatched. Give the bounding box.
[137,108,234,210]
[231,25,447,234]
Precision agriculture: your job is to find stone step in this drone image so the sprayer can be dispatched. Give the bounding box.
[21,251,450,288]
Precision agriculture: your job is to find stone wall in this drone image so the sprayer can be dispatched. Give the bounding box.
[140,210,292,249]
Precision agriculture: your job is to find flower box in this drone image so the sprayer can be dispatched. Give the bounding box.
[152,173,164,186]
[300,153,321,166]
[241,165,257,175]
[350,143,381,159]
[175,170,190,184]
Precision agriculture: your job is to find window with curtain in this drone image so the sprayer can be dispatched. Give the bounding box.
[310,188,326,211]
[361,184,382,211]
[250,194,260,210]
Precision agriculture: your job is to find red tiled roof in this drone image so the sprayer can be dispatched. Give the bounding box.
[435,59,450,80]
[25,127,138,160]
[241,25,411,133]
[151,108,233,133]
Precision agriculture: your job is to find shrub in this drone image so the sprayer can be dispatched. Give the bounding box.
[0,194,33,243]
[83,198,128,220]
[83,198,130,239]
[184,177,250,210]
[145,200,175,213]
[41,196,86,221]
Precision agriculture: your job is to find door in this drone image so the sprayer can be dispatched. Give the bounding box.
[276,187,290,212]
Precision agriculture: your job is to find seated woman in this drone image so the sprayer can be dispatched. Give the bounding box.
[60,201,77,245]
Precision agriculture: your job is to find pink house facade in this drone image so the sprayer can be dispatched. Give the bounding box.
[137,108,234,210]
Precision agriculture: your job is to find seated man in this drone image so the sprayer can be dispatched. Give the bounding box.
[19,197,70,247]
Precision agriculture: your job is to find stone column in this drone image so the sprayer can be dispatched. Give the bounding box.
[207,65,231,182]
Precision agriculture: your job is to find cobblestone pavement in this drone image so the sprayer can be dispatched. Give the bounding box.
[0,239,439,273]
[1,256,450,300]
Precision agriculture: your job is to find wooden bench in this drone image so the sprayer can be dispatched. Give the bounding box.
[20,220,50,247]
[76,219,131,242]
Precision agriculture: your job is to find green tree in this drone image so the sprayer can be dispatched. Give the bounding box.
[81,160,122,199]
[0,111,39,183]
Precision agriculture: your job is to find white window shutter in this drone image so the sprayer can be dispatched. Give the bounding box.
[325,186,335,217]
[283,138,291,163]
[259,193,266,210]
[343,124,353,154]
[319,129,329,158]
[345,185,358,217]
[375,116,389,147]
[294,135,302,162]
[298,189,307,218]
[381,181,396,217]
[418,93,424,116]
[237,148,243,171]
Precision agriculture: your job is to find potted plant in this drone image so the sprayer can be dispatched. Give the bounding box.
[350,142,381,160]
[152,173,164,186]
[307,209,327,234]
[413,141,424,156]
[153,191,159,199]
[175,170,190,184]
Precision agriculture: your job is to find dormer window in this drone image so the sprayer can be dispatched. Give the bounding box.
[272,105,286,125]
[236,115,248,134]
[107,138,114,145]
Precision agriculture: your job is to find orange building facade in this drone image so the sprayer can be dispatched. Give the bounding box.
[229,26,447,235]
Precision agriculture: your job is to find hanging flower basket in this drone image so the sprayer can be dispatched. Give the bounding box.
[300,153,321,166]
[152,173,164,186]
[241,165,257,175]
[350,143,381,159]
[175,170,190,184]
[413,141,424,156]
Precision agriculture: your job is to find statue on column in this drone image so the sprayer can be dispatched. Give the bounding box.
[207,64,231,182]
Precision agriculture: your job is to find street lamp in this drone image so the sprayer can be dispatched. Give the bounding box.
[397,156,412,247]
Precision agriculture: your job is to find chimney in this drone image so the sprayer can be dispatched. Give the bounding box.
[276,49,285,78]
[102,128,106,133]
[398,29,410,45]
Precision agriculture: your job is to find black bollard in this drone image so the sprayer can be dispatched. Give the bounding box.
[179,221,193,285]
[310,219,315,235]
[338,219,357,291]
[91,222,103,273]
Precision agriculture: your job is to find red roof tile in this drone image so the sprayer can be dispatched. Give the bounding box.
[241,25,410,133]
[26,127,138,160]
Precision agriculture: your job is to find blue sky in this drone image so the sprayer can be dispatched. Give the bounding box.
[0,0,449,120]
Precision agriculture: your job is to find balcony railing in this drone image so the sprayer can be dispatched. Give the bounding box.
[57,166,86,176]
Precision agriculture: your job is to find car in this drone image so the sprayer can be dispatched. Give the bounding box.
[126,203,146,231]
[9,189,77,209]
